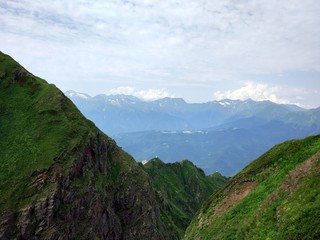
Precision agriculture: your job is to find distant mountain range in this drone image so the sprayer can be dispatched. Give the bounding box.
[65,90,308,134]
[2,52,320,240]
[66,90,320,176]
[0,52,226,239]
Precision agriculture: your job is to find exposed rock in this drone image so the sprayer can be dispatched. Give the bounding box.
[17,206,35,239]
[0,133,171,239]
[0,212,17,240]
[0,52,177,240]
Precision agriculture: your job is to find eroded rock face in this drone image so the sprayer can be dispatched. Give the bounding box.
[0,133,168,240]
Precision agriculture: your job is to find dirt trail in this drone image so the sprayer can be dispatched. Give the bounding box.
[211,181,256,219]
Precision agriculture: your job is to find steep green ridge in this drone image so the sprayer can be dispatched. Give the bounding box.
[0,52,175,239]
[184,135,320,240]
[0,52,95,210]
[141,158,227,237]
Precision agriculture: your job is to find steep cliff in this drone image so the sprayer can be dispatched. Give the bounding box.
[141,158,227,237]
[184,135,320,239]
[0,52,174,239]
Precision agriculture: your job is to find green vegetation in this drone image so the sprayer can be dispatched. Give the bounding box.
[184,135,320,239]
[3,51,318,239]
[0,51,207,239]
[142,158,227,238]
[0,51,145,214]
[0,52,98,210]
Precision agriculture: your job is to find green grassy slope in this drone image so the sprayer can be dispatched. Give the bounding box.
[141,158,227,238]
[0,52,176,239]
[0,52,98,210]
[184,135,320,240]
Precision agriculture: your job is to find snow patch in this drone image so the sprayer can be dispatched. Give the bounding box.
[182,130,193,134]
[65,90,90,99]
[108,99,120,105]
[161,131,177,134]
[218,101,231,107]
[182,130,207,134]
[76,93,89,99]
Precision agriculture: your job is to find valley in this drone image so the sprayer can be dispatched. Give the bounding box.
[1,1,319,239]
[1,52,319,239]
[0,52,226,239]
[66,90,320,176]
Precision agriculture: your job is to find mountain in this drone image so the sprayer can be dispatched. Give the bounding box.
[184,135,320,239]
[65,90,188,135]
[0,52,177,239]
[140,158,227,238]
[115,116,319,176]
[66,90,320,176]
[0,52,228,240]
[65,90,308,135]
[2,52,318,239]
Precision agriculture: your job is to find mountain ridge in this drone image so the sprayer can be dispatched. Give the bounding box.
[184,134,320,239]
[65,90,320,176]
[140,158,227,238]
[0,51,174,239]
[115,119,319,176]
[0,52,227,239]
[65,90,309,110]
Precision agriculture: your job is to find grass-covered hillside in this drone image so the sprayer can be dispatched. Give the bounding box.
[141,158,227,237]
[184,135,320,240]
[0,51,176,239]
[0,51,96,211]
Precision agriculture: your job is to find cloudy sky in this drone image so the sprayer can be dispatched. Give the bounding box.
[1,0,319,107]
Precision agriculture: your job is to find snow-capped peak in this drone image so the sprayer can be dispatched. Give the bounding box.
[218,101,231,107]
[65,90,91,99]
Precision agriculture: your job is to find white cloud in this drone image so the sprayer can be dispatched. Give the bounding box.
[108,87,174,101]
[1,0,319,75]
[0,0,319,107]
[213,82,291,104]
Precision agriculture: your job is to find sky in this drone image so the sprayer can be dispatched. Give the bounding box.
[0,0,319,108]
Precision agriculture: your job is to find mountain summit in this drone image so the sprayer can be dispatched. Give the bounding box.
[141,158,227,237]
[66,90,308,135]
[0,52,226,239]
[66,90,320,175]
[0,52,174,239]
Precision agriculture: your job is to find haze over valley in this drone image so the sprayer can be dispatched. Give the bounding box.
[66,90,320,175]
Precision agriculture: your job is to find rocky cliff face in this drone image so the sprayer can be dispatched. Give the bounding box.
[0,52,173,240]
[1,135,166,240]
